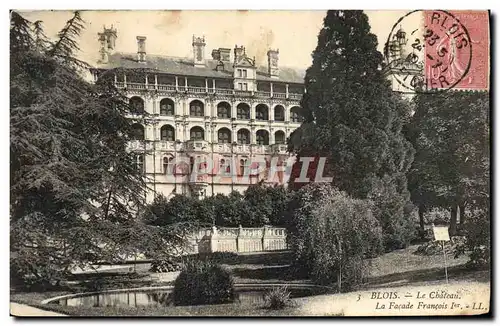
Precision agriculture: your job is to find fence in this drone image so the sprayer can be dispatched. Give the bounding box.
[186,226,288,254]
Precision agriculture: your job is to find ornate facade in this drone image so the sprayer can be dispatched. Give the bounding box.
[92,26,306,202]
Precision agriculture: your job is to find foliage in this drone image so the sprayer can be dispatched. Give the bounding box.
[263,286,294,310]
[10,11,195,289]
[287,183,383,292]
[413,236,466,256]
[288,10,415,250]
[407,90,490,234]
[172,260,235,306]
[149,258,183,273]
[144,184,289,228]
[454,206,490,269]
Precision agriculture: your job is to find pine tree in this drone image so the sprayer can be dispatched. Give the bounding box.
[290,10,415,250]
[10,11,186,288]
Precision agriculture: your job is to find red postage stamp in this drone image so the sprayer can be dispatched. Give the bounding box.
[424,10,490,91]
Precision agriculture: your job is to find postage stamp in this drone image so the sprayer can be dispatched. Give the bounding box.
[384,10,489,93]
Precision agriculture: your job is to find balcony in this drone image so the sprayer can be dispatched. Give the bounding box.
[186,140,210,152]
[114,82,303,100]
[271,144,288,154]
[251,144,271,154]
[127,140,153,151]
[156,140,185,151]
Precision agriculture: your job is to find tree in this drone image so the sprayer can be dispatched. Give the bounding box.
[289,10,415,250]
[408,90,490,235]
[287,183,383,292]
[10,11,169,288]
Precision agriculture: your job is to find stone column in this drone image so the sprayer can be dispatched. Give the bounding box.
[285,106,290,122]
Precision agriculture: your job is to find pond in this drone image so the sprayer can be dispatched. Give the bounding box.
[50,286,322,308]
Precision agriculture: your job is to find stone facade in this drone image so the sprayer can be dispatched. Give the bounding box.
[92,27,306,202]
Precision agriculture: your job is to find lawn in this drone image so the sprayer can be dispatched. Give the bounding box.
[11,245,490,317]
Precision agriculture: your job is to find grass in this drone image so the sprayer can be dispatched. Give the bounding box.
[11,245,490,316]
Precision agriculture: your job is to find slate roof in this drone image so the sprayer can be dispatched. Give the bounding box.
[95,52,306,85]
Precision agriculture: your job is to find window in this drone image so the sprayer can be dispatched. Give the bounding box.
[129,97,145,114]
[275,131,286,144]
[136,155,145,173]
[239,158,250,176]
[220,158,231,174]
[131,123,145,140]
[242,69,247,78]
[256,104,269,120]
[256,130,269,145]
[274,105,285,121]
[190,126,205,140]
[218,128,231,144]
[290,106,302,123]
[237,103,250,120]
[243,83,248,91]
[237,129,250,144]
[163,156,174,174]
[160,98,175,116]
[217,102,231,118]
[190,100,204,117]
[160,125,175,141]
[237,69,242,77]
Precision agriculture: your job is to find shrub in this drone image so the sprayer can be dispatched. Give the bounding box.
[263,286,294,310]
[172,260,235,306]
[288,184,383,292]
[455,207,490,269]
[149,258,182,273]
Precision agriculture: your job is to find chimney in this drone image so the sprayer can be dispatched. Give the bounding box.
[234,45,245,64]
[136,36,147,63]
[192,35,206,67]
[267,49,279,78]
[219,48,231,62]
[211,49,221,61]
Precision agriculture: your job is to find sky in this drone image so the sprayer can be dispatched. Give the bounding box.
[18,10,415,69]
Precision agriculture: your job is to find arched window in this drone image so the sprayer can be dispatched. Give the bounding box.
[274,105,285,121]
[256,130,269,145]
[220,158,231,174]
[190,126,205,141]
[290,106,302,123]
[275,130,286,144]
[160,98,175,116]
[160,125,175,141]
[190,100,204,117]
[129,96,144,114]
[131,123,145,140]
[256,104,269,120]
[239,158,250,176]
[135,154,145,173]
[163,156,174,174]
[237,129,250,145]
[218,128,231,144]
[236,103,250,120]
[217,102,231,118]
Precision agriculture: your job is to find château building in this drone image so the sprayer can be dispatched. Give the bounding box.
[91,26,306,202]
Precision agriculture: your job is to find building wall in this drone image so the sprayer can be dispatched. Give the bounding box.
[122,83,302,202]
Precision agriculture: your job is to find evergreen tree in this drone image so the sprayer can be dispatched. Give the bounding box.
[290,10,415,250]
[10,11,184,288]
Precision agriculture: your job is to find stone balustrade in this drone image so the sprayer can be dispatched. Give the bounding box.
[186,226,288,254]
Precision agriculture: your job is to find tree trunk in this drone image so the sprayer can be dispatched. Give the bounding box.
[418,205,425,238]
[449,205,458,236]
[459,204,466,225]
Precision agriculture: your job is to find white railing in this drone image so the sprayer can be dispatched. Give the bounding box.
[114,82,303,100]
[187,226,288,254]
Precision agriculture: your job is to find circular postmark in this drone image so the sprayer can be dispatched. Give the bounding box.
[384,10,472,93]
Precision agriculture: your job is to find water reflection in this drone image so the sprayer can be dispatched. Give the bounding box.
[55,289,314,308]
